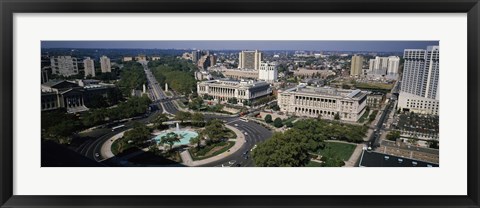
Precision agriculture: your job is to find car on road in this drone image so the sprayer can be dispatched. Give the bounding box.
[234,124,239,127]
[243,150,249,155]
[228,160,236,165]
[95,153,99,157]
[244,132,248,135]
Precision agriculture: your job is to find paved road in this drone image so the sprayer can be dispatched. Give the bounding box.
[199,118,273,167]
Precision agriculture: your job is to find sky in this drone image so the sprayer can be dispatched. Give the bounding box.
[41,41,439,52]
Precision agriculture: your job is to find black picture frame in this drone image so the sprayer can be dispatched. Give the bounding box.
[1,0,479,207]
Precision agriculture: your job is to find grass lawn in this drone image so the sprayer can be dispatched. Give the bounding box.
[355,82,393,91]
[306,161,323,167]
[357,109,370,123]
[189,141,235,161]
[317,142,356,161]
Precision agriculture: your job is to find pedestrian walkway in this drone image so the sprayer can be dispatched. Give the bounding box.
[344,143,365,167]
[179,124,246,166]
[100,130,126,159]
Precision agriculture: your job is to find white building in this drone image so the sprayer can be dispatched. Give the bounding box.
[278,85,367,122]
[368,56,400,78]
[100,55,111,73]
[83,57,95,78]
[197,79,272,103]
[258,62,278,83]
[239,50,262,70]
[50,56,79,77]
[398,46,439,115]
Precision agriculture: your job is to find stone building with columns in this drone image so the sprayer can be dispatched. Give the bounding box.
[41,80,116,114]
[277,85,368,122]
[197,79,272,103]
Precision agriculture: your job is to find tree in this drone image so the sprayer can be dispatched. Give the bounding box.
[386,130,401,141]
[264,114,273,123]
[189,135,202,150]
[152,113,169,129]
[227,97,238,104]
[252,130,310,167]
[334,112,340,120]
[202,119,225,143]
[273,117,284,128]
[160,132,181,151]
[191,112,205,127]
[175,111,192,123]
[123,122,151,146]
[285,120,293,128]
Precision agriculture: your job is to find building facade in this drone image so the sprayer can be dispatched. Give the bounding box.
[100,55,111,73]
[366,92,385,109]
[50,56,79,77]
[197,79,272,103]
[278,85,367,122]
[350,55,364,77]
[83,57,95,78]
[222,69,259,80]
[239,50,262,70]
[398,46,439,115]
[258,62,278,83]
[368,56,400,78]
[41,80,116,114]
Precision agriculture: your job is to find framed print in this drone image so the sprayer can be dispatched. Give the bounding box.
[1,0,479,207]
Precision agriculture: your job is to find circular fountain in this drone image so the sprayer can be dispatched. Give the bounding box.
[152,122,199,147]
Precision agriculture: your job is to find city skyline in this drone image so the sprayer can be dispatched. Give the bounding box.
[41,40,439,52]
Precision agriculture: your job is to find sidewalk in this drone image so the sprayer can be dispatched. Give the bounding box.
[343,143,364,167]
[179,124,246,166]
[100,130,127,159]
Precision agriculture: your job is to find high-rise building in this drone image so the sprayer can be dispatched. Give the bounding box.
[258,62,278,83]
[192,50,201,64]
[209,55,216,66]
[100,55,111,73]
[83,57,95,78]
[239,50,262,70]
[368,56,400,77]
[387,56,400,75]
[50,56,79,77]
[398,46,439,115]
[350,55,363,77]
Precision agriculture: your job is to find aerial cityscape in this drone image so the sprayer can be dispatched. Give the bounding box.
[41,41,439,167]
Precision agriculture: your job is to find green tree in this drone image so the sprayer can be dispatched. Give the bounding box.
[273,117,284,128]
[191,112,205,127]
[334,112,340,120]
[152,113,169,129]
[264,114,273,123]
[386,130,401,141]
[189,135,202,150]
[202,119,225,143]
[175,111,192,123]
[252,130,310,167]
[123,122,151,146]
[160,132,181,151]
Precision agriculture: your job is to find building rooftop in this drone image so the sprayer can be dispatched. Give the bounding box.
[282,85,367,100]
[199,79,269,88]
[359,151,438,167]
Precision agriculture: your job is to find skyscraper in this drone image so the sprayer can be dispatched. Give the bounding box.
[83,57,95,78]
[401,46,439,99]
[350,55,363,77]
[397,46,439,115]
[239,50,262,70]
[50,56,79,77]
[100,55,111,73]
[192,50,201,64]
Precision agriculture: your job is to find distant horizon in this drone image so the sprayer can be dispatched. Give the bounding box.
[41,41,439,52]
